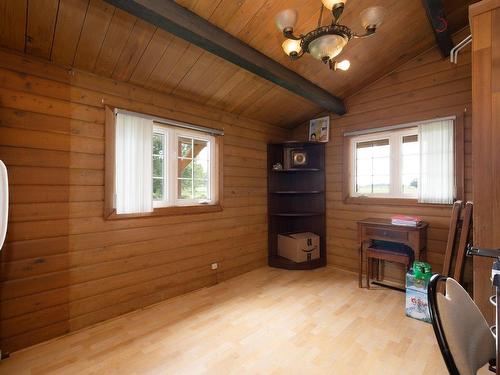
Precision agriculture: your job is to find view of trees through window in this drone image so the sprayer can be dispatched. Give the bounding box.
[177,137,209,200]
[153,132,165,201]
[152,131,211,204]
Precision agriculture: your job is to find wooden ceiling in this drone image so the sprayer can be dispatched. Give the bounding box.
[0,0,475,127]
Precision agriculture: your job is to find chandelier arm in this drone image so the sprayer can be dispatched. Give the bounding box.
[331,4,344,25]
[353,28,376,39]
[290,49,305,61]
[283,29,302,40]
[317,5,324,28]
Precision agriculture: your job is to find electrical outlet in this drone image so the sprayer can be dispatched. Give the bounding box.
[211,262,218,270]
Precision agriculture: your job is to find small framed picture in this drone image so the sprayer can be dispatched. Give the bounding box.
[309,116,329,142]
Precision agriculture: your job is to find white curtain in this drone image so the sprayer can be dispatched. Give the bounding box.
[418,119,454,204]
[115,113,153,214]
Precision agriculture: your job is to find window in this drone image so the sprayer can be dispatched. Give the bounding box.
[348,119,455,204]
[152,125,216,208]
[351,128,418,198]
[108,109,221,217]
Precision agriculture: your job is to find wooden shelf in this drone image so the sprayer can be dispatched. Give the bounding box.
[268,256,326,270]
[272,190,323,194]
[268,141,325,146]
[267,142,326,271]
[271,212,324,217]
[271,168,321,172]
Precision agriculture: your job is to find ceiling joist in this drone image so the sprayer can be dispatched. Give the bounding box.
[421,0,455,57]
[104,0,346,116]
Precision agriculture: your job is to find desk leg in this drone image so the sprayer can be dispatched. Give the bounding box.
[376,260,383,281]
[367,256,371,290]
[358,243,363,288]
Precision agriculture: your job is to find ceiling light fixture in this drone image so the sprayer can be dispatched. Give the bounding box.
[275,1,384,72]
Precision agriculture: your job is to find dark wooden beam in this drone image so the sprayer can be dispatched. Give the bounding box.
[104,0,346,116]
[421,0,455,57]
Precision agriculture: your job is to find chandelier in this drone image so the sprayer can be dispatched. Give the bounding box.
[275,0,384,71]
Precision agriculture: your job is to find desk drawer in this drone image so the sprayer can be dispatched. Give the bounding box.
[365,227,408,242]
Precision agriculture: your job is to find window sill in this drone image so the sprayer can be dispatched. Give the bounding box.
[344,196,452,208]
[105,204,223,220]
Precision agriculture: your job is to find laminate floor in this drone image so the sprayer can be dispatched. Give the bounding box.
[0,266,446,374]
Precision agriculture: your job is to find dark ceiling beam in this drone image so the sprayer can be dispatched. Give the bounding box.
[104,0,346,116]
[421,0,455,57]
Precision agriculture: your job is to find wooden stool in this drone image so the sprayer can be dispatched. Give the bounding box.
[366,245,412,289]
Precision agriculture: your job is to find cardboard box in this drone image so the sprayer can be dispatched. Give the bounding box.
[278,232,320,263]
[405,270,431,323]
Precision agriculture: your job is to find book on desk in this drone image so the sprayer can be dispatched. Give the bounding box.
[391,215,423,227]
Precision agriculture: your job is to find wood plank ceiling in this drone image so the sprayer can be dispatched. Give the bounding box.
[0,0,475,127]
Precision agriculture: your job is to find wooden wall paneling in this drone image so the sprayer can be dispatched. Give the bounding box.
[173,1,270,106]
[196,63,242,104]
[93,8,136,77]
[0,48,287,353]
[105,0,346,115]
[230,81,276,115]
[73,0,115,70]
[0,48,286,141]
[144,36,190,91]
[470,1,496,322]
[0,107,104,139]
[171,52,220,99]
[50,0,89,66]
[0,0,478,127]
[159,44,204,94]
[293,31,472,281]
[0,0,27,52]
[25,0,59,59]
[223,76,269,114]
[206,0,252,30]
[110,18,155,81]
[205,70,248,108]
[104,106,115,218]
[128,29,173,85]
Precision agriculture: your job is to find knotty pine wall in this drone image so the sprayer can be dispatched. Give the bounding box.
[294,33,472,280]
[0,48,287,352]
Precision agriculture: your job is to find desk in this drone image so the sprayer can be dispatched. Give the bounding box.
[358,218,428,288]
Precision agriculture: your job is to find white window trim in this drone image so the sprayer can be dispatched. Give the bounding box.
[152,126,170,208]
[349,127,418,199]
[153,124,217,208]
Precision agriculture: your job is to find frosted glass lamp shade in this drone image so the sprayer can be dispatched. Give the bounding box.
[275,9,298,32]
[308,34,347,61]
[321,0,346,10]
[282,39,302,56]
[360,6,385,29]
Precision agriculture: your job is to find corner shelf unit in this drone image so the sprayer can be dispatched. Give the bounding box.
[267,141,326,270]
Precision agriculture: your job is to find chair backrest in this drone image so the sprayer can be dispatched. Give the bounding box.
[428,274,495,375]
[443,201,462,276]
[453,202,473,283]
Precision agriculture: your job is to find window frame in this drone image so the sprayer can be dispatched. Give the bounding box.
[153,125,217,208]
[349,127,419,199]
[342,115,465,207]
[152,126,169,207]
[104,106,223,220]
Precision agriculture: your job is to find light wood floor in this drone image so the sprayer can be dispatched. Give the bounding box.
[0,267,446,374]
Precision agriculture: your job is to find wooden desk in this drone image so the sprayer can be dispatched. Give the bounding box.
[358,218,428,288]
